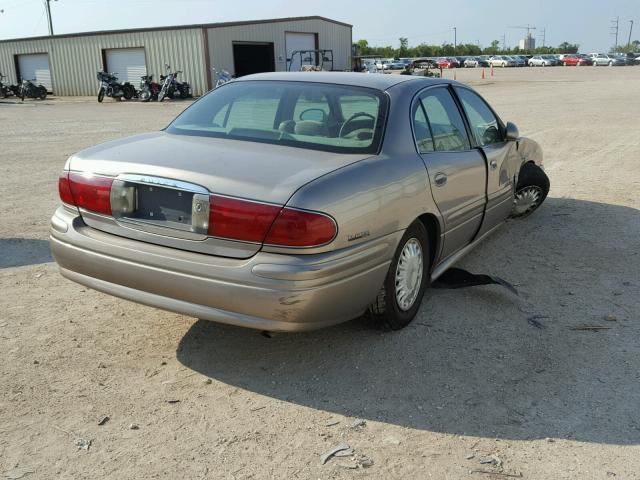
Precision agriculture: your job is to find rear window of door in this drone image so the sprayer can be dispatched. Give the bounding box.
[454,87,503,146]
[414,87,470,152]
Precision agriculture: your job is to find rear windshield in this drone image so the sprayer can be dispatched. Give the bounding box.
[167,80,387,154]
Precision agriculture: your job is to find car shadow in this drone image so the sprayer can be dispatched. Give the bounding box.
[176,197,640,445]
[0,238,53,268]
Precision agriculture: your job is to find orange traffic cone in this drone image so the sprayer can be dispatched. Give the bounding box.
[481,68,485,79]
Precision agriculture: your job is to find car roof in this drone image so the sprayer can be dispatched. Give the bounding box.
[234,71,448,90]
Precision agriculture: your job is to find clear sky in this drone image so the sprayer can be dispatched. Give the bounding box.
[0,0,638,52]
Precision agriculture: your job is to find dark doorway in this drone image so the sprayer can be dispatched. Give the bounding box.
[233,42,275,77]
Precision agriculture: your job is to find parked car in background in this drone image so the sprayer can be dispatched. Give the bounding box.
[620,53,637,66]
[489,56,515,67]
[437,57,460,68]
[386,61,406,70]
[592,54,625,66]
[562,54,592,66]
[510,56,527,67]
[528,55,554,67]
[50,72,548,332]
[464,56,489,68]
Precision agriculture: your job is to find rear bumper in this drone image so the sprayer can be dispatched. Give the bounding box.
[50,207,399,331]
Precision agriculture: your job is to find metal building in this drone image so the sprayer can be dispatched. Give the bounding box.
[0,16,352,96]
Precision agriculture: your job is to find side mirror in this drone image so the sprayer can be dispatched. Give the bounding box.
[505,121,519,141]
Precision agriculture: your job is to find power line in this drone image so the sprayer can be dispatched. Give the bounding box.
[610,16,619,49]
[538,28,546,47]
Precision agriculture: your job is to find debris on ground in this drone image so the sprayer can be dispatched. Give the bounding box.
[479,455,503,468]
[470,470,522,478]
[74,438,92,451]
[320,443,351,465]
[4,468,35,480]
[129,424,139,430]
[432,268,518,295]
[203,378,212,385]
[527,316,547,329]
[97,416,109,426]
[325,418,340,427]
[466,454,475,460]
[337,454,374,469]
[604,314,617,322]
[166,399,180,404]
[350,419,366,429]
[570,325,611,331]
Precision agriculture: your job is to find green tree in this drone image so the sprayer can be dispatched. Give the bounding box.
[557,42,579,53]
[483,40,501,55]
[399,37,409,57]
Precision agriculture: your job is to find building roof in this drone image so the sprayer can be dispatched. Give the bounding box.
[235,71,449,90]
[0,15,352,44]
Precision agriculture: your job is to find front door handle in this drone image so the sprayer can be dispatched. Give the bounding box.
[434,173,447,187]
[489,159,498,170]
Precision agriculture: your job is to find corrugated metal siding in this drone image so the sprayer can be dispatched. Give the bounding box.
[0,18,351,95]
[207,19,352,76]
[0,28,208,95]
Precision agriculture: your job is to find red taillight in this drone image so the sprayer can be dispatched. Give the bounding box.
[264,208,337,247]
[207,195,337,247]
[208,195,281,243]
[65,172,113,215]
[58,172,74,205]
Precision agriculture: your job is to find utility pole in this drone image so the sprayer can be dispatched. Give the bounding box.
[44,0,57,36]
[628,20,634,49]
[501,33,506,52]
[453,26,457,53]
[538,28,546,47]
[611,17,619,50]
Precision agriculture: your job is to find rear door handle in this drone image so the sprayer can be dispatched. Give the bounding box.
[434,173,447,187]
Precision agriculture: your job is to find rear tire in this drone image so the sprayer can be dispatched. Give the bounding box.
[123,85,134,100]
[38,87,47,100]
[511,163,550,218]
[367,222,430,330]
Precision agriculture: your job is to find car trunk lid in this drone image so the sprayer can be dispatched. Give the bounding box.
[69,132,370,258]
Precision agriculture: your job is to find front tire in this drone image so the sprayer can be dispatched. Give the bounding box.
[368,222,430,330]
[98,87,105,103]
[511,163,550,218]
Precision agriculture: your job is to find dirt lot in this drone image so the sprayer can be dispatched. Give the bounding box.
[1,66,639,479]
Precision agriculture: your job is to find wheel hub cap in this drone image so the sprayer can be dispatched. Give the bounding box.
[513,186,542,216]
[395,238,423,311]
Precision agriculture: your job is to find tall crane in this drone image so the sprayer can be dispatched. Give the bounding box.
[507,25,537,37]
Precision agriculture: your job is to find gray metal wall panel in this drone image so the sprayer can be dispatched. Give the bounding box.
[0,28,208,96]
[207,19,352,76]
[0,19,350,95]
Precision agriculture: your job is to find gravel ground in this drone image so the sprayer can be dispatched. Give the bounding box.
[1,66,639,479]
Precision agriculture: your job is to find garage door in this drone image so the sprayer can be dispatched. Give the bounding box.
[17,53,52,92]
[286,32,316,71]
[105,48,146,85]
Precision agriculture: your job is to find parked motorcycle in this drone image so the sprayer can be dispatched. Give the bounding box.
[0,73,14,98]
[96,71,135,103]
[18,78,47,101]
[158,64,191,102]
[138,74,161,102]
